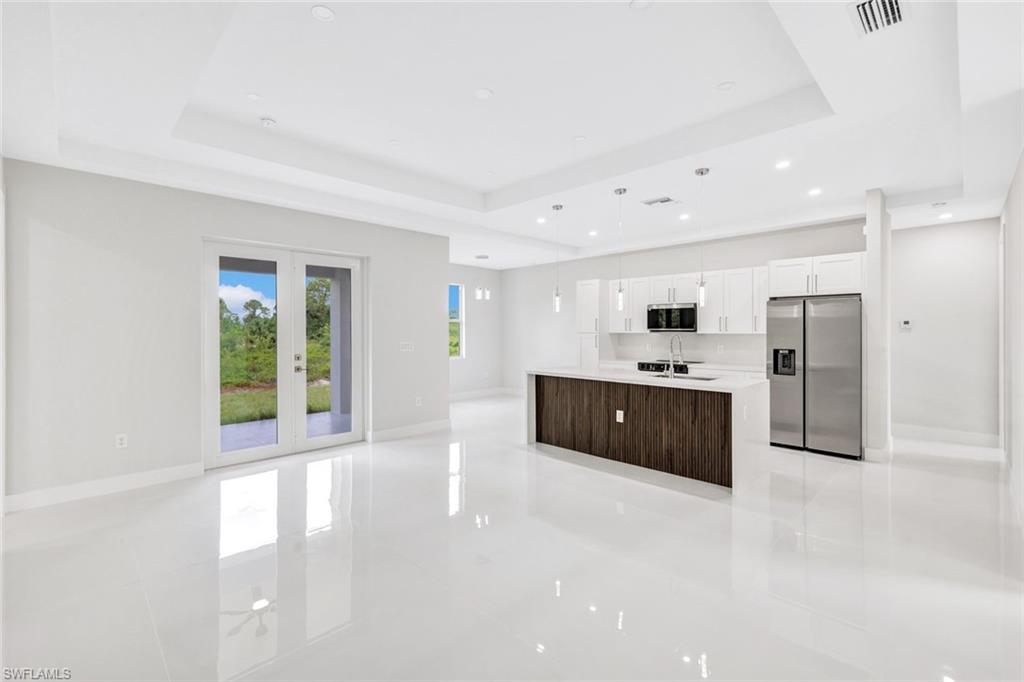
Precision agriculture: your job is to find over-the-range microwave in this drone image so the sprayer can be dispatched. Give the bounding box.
[647,302,698,332]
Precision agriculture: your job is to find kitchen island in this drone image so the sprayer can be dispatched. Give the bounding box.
[526,368,769,488]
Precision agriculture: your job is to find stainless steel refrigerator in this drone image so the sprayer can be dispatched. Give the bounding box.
[767,295,862,459]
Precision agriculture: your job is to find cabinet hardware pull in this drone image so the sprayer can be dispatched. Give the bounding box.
[806,274,810,293]
[815,274,819,292]
[594,318,598,332]
[594,335,598,349]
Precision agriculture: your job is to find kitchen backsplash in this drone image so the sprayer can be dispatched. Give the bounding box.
[610,333,766,368]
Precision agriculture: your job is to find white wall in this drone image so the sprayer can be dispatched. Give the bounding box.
[3,160,449,497]
[501,220,866,389]
[891,219,1000,444]
[1004,147,1024,526]
[448,263,503,397]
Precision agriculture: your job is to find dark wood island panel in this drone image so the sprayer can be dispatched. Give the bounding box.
[534,375,733,487]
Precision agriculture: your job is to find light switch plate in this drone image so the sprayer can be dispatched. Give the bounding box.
[899,320,912,331]
[615,409,624,423]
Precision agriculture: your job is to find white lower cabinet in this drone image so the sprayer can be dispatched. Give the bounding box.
[577,333,599,370]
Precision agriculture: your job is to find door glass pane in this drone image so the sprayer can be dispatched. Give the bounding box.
[219,257,278,452]
[305,265,352,438]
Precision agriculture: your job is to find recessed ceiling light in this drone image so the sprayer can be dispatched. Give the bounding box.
[807,187,822,197]
[474,88,494,101]
[260,117,277,129]
[251,598,270,611]
[537,217,546,224]
[247,93,264,102]
[679,213,690,221]
[775,159,791,170]
[716,80,736,91]
[474,254,489,260]
[939,212,953,220]
[629,0,654,9]
[388,138,399,145]
[588,230,598,237]
[573,135,587,143]
[310,5,335,22]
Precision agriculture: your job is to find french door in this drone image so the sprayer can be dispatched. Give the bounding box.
[203,241,363,469]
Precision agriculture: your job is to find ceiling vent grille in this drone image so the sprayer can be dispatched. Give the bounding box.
[641,196,677,207]
[850,0,904,35]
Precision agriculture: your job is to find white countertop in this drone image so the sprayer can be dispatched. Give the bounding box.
[526,367,767,394]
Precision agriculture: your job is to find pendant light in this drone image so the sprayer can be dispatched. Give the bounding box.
[551,203,564,313]
[614,188,627,311]
[694,167,710,307]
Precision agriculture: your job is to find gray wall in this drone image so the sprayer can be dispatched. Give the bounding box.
[500,219,867,389]
[448,263,503,395]
[4,160,449,496]
[891,219,1000,441]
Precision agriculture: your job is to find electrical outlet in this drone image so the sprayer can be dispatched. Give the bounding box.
[615,409,624,423]
[717,344,724,353]
[645,343,652,353]
[114,433,128,449]
[400,341,415,352]
[415,396,423,407]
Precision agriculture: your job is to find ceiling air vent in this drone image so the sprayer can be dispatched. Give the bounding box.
[641,196,677,207]
[850,0,904,35]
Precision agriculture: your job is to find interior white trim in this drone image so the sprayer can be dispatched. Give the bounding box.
[3,462,203,513]
[892,423,1001,449]
[367,419,451,443]
[891,438,1005,464]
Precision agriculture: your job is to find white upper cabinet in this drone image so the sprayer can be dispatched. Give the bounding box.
[649,276,674,304]
[767,252,864,297]
[575,279,600,333]
[697,271,724,334]
[752,265,769,334]
[607,279,630,333]
[722,268,754,334]
[811,252,863,295]
[768,257,813,297]
[673,273,700,303]
[628,277,650,333]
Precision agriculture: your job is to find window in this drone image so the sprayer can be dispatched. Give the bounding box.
[448,283,464,358]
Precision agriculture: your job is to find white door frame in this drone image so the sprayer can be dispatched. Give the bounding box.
[202,239,365,470]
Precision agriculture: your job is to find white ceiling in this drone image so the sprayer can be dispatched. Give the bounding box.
[3,1,1023,269]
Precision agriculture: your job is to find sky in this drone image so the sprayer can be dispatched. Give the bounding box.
[220,270,276,316]
[448,283,460,319]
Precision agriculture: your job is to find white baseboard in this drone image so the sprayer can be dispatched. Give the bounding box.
[4,461,203,513]
[450,387,521,402]
[864,446,892,463]
[891,437,1005,463]
[367,418,450,443]
[892,423,1001,448]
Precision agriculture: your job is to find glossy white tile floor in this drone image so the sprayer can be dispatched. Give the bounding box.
[3,397,1022,681]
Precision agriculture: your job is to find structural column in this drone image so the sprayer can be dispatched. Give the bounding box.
[863,188,892,458]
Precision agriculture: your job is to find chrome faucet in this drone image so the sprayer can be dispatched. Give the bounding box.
[668,334,685,378]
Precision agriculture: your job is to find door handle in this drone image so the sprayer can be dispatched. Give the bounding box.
[294,365,307,373]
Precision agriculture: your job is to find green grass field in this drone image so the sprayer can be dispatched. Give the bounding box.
[220,384,331,425]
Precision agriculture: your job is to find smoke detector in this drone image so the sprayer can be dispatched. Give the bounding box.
[849,0,905,36]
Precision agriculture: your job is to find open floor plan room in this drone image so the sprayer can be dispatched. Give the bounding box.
[2,1,1023,681]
